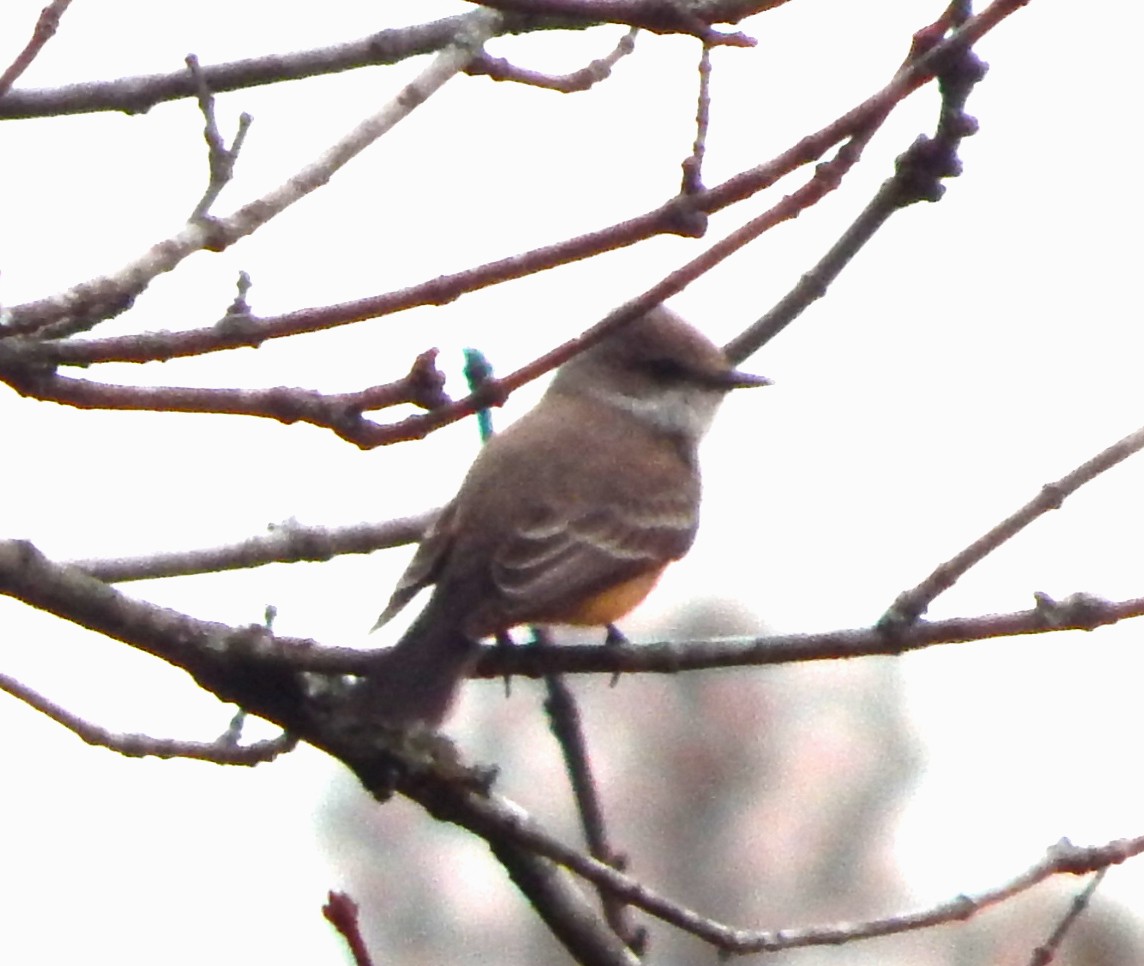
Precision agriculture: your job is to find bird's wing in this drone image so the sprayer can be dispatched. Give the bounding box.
[372,502,457,631]
[490,490,698,625]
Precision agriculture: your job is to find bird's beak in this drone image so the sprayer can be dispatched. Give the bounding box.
[722,369,772,390]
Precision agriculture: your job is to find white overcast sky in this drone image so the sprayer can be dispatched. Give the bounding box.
[0,2,1141,963]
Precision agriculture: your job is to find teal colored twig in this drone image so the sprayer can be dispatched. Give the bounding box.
[462,347,495,443]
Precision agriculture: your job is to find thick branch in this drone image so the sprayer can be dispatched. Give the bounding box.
[469,0,783,45]
[0,13,499,119]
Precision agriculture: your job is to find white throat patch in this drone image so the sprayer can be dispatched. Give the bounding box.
[590,384,723,440]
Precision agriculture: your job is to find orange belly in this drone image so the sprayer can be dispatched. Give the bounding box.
[548,567,667,627]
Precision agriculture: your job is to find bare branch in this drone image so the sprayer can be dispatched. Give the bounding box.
[723,0,987,363]
[679,41,712,198]
[0,13,499,119]
[186,54,253,220]
[351,112,889,447]
[0,536,1134,956]
[469,591,1142,679]
[322,892,376,966]
[543,650,646,952]
[469,0,785,45]
[0,670,296,765]
[685,837,1141,954]
[258,590,1143,680]
[881,422,1144,628]
[346,762,1144,956]
[491,841,643,965]
[67,514,433,584]
[3,9,503,337]
[0,0,75,99]
[467,27,638,91]
[1026,869,1107,966]
[0,345,450,440]
[31,0,1022,375]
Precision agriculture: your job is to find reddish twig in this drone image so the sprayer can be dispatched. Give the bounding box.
[322,892,374,966]
[337,105,887,447]
[0,347,449,442]
[0,0,74,98]
[0,123,870,447]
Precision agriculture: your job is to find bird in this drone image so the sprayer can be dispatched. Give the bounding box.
[359,305,770,727]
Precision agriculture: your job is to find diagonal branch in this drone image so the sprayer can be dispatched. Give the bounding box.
[1026,868,1106,966]
[724,0,986,362]
[0,536,1136,956]
[29,0,1025,371]
[0,670,297,765]
[881,422,1144,629]
[0,0,75,99]
[3,9,503,337]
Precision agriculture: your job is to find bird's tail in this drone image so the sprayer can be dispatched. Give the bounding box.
[353,603,480,728]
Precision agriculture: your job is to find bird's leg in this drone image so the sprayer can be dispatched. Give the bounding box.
[495,630,516,698]
[604,624,628,687]
[604,623,628,647]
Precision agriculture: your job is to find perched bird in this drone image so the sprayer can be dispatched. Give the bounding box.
[361,305,769,726]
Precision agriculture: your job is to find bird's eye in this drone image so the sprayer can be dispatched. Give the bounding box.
[643,357,688,382]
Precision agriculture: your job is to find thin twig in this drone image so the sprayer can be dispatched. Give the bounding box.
[67,513,434,583]
[186,54,253,220]
[0,345,449,440]
[3,9,503,337]
[322,892,375,966]
[0,671,297,765]
[880,422,1144,629]
[1026,869,1107,966]
[0,0,74,98]
[466,27,638,91]
[541,630,646,952]
[679,42,711,197]
[13,0,1026,354]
